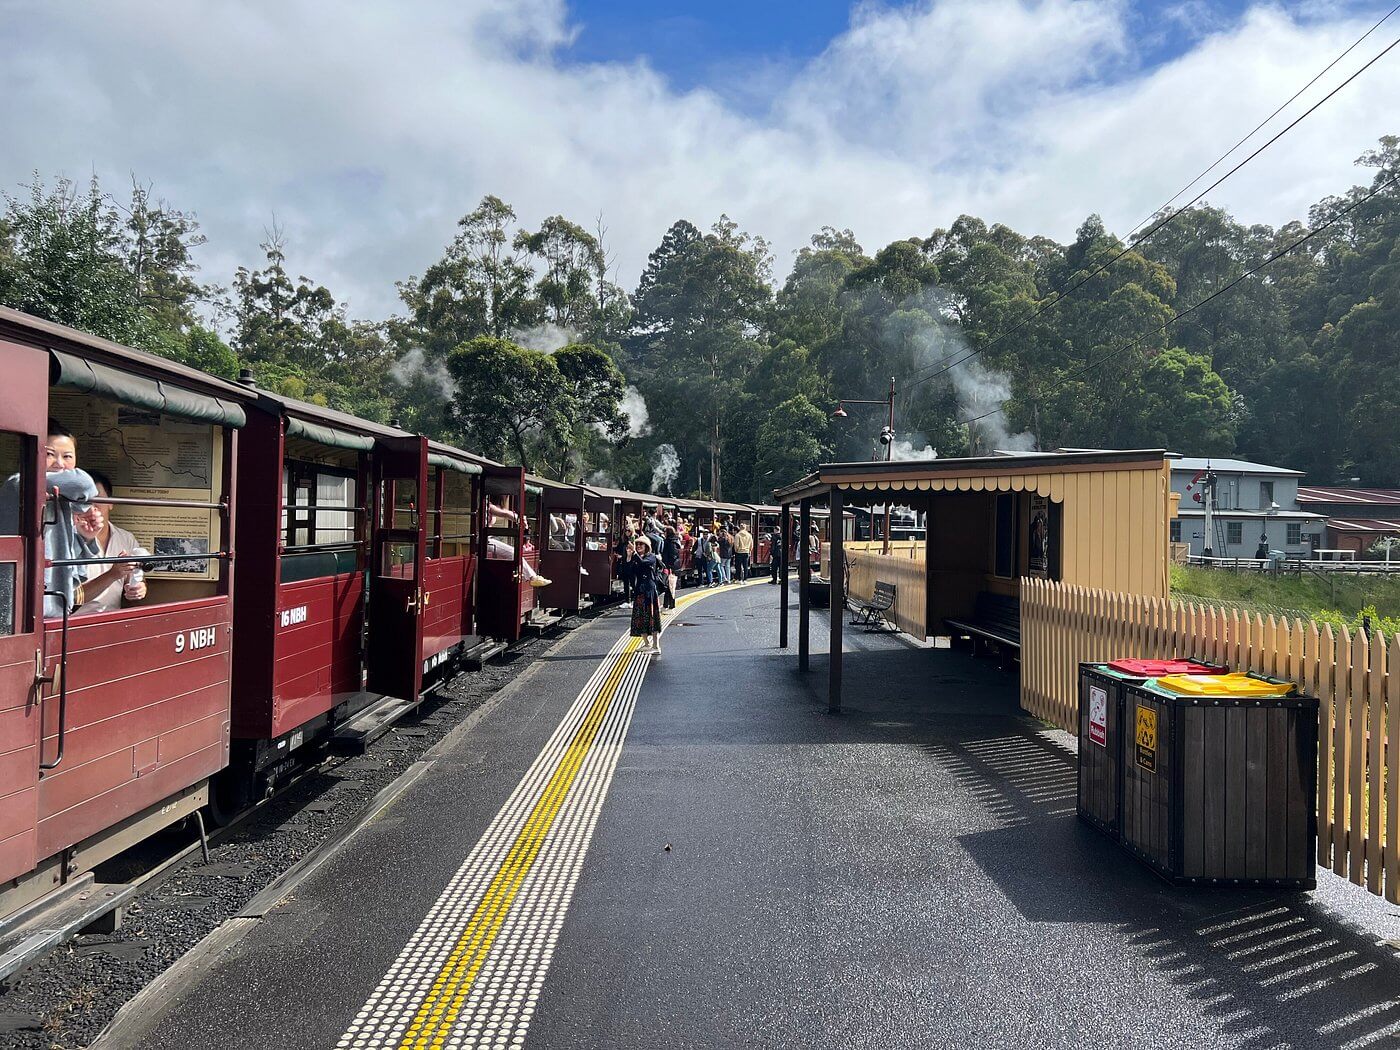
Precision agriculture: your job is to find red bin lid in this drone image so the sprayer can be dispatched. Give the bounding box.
[1106,658,1224,676]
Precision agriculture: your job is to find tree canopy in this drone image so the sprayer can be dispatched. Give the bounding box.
[3,137,1399,495]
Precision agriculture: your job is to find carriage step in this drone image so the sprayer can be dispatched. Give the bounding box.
[462,639,508,669]
[330,694,416,755]
[524,611,564,635]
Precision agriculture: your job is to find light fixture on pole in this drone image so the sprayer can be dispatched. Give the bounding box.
[832,376,897,553]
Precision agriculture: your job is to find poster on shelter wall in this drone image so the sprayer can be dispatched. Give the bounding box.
[1028,493,1051,577]
[50,391,221,581]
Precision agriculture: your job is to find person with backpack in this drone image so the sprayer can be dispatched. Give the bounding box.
[660,527,682,607]
[692,529,714,587]
[716,526,733,584]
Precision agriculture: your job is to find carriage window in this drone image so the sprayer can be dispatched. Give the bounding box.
[384,478,418,531]
[548,511,579,551]
[584,510,610,551]
[433,469,476,559]
[0,430,24,636]
[45,391,228,616]
[381,540,417,580]
[279,437,363,583]
[485,491,519,561]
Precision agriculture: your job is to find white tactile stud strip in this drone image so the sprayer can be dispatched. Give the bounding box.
[339,584,747,1050]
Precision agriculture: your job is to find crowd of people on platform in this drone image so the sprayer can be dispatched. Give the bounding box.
[614,508,768,654]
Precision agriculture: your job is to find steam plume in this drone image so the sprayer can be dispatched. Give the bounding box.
[389,347,457,400]
[650,443,680,494]
[620,385,651,437]
[883,289,1035,455]
[889,437,936,461]
[510,323,578,353]
[585,470,621,488]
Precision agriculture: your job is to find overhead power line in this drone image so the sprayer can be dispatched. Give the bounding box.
[954,170,1400,431]
[903,17,1400,395]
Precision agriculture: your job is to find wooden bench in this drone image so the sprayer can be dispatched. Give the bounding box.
[849,580,897,632]
[946,592,1020,667]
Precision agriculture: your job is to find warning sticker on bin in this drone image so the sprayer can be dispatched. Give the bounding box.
[1088,685,1108,747]
[1135,704,1158,772]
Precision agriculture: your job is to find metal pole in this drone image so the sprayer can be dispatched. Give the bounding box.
[799,498,811,672]
[779,503,790,649]
[884,377,894,555]
[829,488,844,713]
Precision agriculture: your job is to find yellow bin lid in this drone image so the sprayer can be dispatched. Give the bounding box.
[1155,672,1295,698]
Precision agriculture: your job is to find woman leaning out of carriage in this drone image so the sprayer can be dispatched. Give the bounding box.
[623,534,665,655]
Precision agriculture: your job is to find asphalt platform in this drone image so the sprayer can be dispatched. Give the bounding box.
[98,582,1400,1050]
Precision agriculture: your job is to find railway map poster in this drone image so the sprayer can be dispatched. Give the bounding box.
[50,392,221,580]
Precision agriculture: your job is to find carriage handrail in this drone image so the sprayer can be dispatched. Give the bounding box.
[38,591,71,771]
[55,492,229,512]
[46,551,231,568]
[283,503,366,514]
[280,541,364,555]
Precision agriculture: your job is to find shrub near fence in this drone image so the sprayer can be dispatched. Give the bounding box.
[1020,576,1398,902]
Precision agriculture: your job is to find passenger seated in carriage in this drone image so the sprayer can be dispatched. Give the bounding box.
[486,500,551,588]
[73,470,148,615]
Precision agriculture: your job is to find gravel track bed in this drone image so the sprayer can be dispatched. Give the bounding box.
[0,622,578,1049]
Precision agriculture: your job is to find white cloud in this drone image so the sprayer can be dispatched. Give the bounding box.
[0,1,1395,322]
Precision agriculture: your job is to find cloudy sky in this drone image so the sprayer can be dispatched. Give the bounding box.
[2,0,1397,320]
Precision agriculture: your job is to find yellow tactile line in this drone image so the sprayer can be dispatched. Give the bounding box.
[338,579,764,1050]
[399,637,637,1048]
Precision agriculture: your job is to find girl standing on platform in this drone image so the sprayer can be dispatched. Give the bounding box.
[624,535,664,655]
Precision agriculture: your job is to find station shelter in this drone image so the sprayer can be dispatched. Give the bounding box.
[773,449,1175,713]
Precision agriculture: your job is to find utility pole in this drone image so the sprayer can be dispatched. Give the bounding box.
[833,376,897,554]
[1201,464,1216,561]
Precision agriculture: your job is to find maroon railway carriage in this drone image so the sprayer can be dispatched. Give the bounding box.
[225,394,500,803]
[0,309,250,913]
[226,387,424,800]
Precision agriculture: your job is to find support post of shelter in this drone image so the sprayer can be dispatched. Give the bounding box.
[798,498,811,672]
[779,503,790,649]
[828,488,843,713]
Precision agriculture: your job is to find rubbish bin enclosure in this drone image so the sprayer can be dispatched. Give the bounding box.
[1078,660,1223,840]
[1121,674,1318,888]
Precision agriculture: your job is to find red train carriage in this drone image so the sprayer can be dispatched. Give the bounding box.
[226,387,430,802]
[0,309,250,913]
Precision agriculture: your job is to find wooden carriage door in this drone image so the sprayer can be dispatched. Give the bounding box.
[581,494,613,598]
[539,485,584,612]
[477,465,525,641]
[0,342,47,884]
[367,436,428,701]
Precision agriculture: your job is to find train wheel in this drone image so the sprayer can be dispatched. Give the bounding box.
[208,768,251,827]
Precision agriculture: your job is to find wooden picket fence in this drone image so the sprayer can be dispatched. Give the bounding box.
[1020,576,1398,902]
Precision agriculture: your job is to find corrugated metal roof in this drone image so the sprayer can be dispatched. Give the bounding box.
[1327,518,1400,533]
[1298,486,1400,506]
[1172,457,1303,476]
[1176,509,1323,520]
